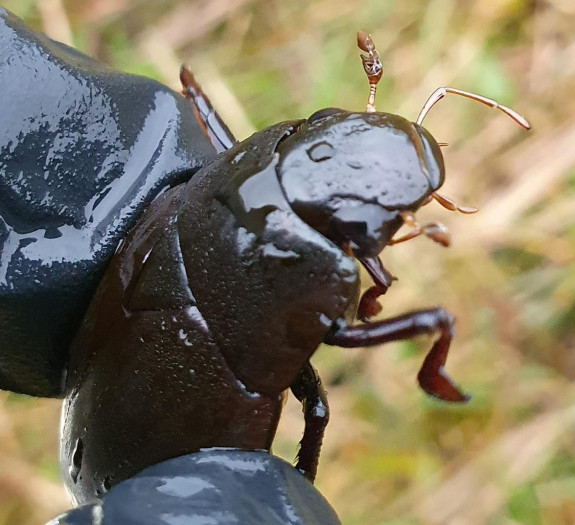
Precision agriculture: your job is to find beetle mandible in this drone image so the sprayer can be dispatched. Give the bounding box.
[60,31,530,503]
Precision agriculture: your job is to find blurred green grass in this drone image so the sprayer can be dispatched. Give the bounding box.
[1,1,574,524]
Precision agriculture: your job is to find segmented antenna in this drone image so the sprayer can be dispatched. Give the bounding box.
[357,31,383,112]
[356,31,530,130]
[417,87,531,129]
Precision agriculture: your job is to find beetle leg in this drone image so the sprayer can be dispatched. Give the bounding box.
[290,361,330,483]
[324,309,470,402]
[180,66,237,152]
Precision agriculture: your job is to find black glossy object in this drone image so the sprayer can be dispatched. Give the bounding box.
[61,109,452,502]
[0,8,471,509]
[0,8,217,396]
[47,449,341,525]
[276,111,444,258]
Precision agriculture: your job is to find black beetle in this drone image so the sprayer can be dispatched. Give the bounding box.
[58,31,530,503]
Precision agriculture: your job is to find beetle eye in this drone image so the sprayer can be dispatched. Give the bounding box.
[307,141,335,162]
[307,107,342,124]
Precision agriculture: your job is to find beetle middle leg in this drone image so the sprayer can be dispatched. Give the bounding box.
[290,361,330,483]
[180,66,237,152]
[324,308,469,402]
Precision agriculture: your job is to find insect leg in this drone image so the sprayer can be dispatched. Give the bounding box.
[290,361,330,483]
[324,308,470,403]
[180,66,237,152]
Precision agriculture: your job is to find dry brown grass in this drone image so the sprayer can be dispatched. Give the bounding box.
[1,1,574,523]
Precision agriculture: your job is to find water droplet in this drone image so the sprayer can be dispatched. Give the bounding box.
[347,159,363,170]
[232,151,246,164]
[307,142,334,162]
[69,438,84,484]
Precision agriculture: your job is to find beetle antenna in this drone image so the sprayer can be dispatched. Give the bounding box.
[416,87,531,129]
[432,192,478,214]
[357,31,383,113]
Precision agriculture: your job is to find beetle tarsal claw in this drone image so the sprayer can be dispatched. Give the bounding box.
[418,364,470,403]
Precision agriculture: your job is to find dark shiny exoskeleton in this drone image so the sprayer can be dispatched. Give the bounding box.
[61,105,461,503]
[50,449,341,525]
[0,8,530,516]
[0,7,216,396]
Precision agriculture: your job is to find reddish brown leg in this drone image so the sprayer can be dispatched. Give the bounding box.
[290,361,329,483]
[180,66,236,152]
[324,309,469,402]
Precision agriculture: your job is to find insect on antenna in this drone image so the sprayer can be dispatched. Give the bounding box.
[357,31,383,113]
[416,87,531,129]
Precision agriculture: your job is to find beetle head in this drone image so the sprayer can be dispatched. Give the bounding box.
[276,109,445,258]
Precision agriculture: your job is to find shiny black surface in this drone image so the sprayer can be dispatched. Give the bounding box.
[1,10,463,524]
[277,110,445,257]
[0,8,217,396]
[277,111,445,209]
[48,449,341,525]
[61,121,360,502]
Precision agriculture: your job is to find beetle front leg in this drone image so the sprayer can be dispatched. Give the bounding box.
[290,361,330,483]
[324,308,469,402]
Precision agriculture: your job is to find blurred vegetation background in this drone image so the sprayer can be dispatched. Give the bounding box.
[0,0,573,523]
